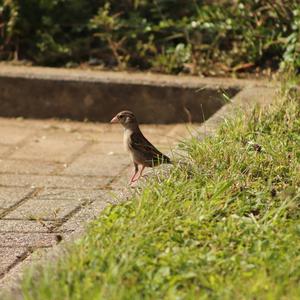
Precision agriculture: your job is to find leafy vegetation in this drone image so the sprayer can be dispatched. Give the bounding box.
[1,0,299,75]
[18,78,300,299]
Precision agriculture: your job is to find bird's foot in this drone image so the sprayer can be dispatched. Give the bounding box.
[129,178,137,186]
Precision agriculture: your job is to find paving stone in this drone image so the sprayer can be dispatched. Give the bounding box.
[35,188,108,202]
[0,174,110,189]
[78,123,121,133]
[0,187,33,209]
[108,166,132,190]
[0,233,59,247]
[3,199,84,220]
[40,120,122,135]
[83,130,123,142]
[11,132,88,163]
[0,159,57,175]
[0,145,11,156]
[58,200,111,232]
[0,220,53,232]
[66,124,122,140]
[84,142,127,155]
[0,117,44,128]
[63,153,130,177]
[40,121,82,133]
[0,126,35,145]
[0,247,27,274]
[47,175,111,189]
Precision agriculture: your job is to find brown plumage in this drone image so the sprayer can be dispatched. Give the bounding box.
[111,110,171,184]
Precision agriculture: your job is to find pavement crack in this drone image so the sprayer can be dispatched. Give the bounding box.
[0,248,33,280]
[0,187,44,219]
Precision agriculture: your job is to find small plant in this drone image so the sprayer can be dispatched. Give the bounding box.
[89,3,128,69]
[281,7,300,71]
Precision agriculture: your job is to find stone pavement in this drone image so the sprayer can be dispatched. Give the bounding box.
[0,116,193,286]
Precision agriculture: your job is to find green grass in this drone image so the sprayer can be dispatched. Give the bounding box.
[21,82,300,299]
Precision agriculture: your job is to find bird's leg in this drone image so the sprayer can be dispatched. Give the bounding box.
[134,165,146,182]
[129,163,139,184]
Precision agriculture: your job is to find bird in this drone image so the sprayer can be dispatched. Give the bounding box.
[110,110,171,184]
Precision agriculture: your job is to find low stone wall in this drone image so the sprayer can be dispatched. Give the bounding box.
[0,65,271,123]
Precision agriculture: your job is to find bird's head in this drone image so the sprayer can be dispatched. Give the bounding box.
[110,110,138,129]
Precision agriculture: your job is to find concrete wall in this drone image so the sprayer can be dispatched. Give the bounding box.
[0,66,268,123]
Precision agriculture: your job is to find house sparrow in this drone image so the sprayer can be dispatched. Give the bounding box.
[111,111,171,184]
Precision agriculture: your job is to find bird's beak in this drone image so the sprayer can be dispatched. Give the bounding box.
[110,116,119,123]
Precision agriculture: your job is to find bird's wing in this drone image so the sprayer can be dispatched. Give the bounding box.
[129,131,171,165]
